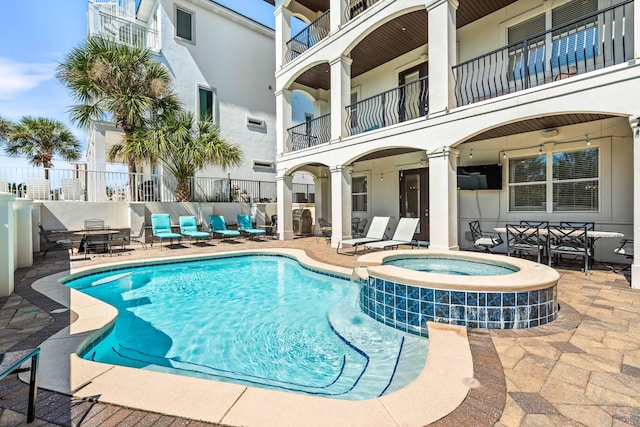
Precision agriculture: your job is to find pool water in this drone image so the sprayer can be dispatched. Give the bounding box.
[66,255,428,400]
[384,256,519,276]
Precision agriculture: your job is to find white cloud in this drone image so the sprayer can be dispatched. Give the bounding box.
[0,57,56,101]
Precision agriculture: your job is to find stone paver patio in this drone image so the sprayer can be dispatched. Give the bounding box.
[0,237,638,426]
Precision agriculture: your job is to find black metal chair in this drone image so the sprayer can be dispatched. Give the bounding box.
[547,225,590,274]
[611,239,634,273]
[38,224,73,258]
[469,220,503,252]
[506,224,545,263]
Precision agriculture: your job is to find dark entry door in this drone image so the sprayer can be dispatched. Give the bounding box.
[398,62,428,122]
[399,168,429,242]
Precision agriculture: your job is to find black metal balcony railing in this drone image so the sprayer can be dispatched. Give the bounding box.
[285,11,330,63]
[345,0,381,22]
[454,0,634,106]
[287,113,331,152]
[346,76,429,137]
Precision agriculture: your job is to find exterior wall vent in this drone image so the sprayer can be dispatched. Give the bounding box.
[247,117,266,129]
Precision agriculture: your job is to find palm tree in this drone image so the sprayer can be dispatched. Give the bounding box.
[56,36,180,174]
[3,116,81,179]
[143,111,242,202]
[0,115,12,142]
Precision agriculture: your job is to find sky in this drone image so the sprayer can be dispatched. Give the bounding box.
[0,0,276,169]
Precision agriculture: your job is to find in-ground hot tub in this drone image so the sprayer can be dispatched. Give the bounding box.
[355,250,560,336]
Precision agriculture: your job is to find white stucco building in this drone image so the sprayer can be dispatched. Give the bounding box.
[87,0,279,200]
[271,0,640,287]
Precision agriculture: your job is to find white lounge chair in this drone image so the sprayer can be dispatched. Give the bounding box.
[337,216,390,255]
[364,217,419,252]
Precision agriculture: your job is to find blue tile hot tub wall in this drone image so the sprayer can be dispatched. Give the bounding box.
[359,276,558,337]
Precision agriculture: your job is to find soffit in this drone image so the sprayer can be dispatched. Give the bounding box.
[291,0,518,89]
[466,113,614,142]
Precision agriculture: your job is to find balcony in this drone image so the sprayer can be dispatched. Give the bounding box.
[88,2,159,51]
[454,0,634,106]
[346,76,428,137]
[345,0,382,23]
[286,114,331,152]
[285,11,330,64]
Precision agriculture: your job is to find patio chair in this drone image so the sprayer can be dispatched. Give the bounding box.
[61,178,84,201]
[107,228,131,255]
[547,225,590,274]
[150,213,182,250]
[364,217,419,251]
[355,218,368,237]
[129,222,147,249]
[39,224,73,258]
[179,215,211,245]
[26,179,50,200]
[316,217,332,243]
[209,215,241,242]
[469,220,503,252]
[506,224,545,263]
[337,216,390,255]
[237,214,266,240]
[84,219,105,230]
[611,239,634,273]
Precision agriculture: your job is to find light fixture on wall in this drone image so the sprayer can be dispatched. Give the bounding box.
[586,134,591,146]
[469,149,473,159]
[380,173,384,182]
[503,151,507,159]
[538,145,543,155]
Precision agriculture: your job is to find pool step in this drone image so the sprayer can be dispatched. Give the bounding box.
[327,302,427,398]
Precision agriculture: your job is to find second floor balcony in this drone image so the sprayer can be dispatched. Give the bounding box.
[88,2,159,51]
[454,0,633,106]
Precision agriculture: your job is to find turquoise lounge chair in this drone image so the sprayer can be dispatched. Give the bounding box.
[150,213,182,250]
[209,215,241,242]
[237,214,266,240]
[179,215,210,245]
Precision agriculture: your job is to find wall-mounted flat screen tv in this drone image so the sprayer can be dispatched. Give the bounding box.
[457,164,503,190]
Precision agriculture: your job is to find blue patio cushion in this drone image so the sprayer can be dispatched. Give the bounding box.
[237,214,266,235]
[209,215,240,237]
[151,214,182,238]
[179,216,209,238]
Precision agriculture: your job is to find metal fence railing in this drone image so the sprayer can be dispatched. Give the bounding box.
[345,0,381,22]
[453,0,634,106]
[0,166,314,203]
[286,113,331,152]
[285,11,330,63]
[345,76,429,137]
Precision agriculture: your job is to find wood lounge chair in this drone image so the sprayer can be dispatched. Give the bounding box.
[337,216,390,255]
[179,215,210,245]
[150,213,182,250]
[364,217,419,251]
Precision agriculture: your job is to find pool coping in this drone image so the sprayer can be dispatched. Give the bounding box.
[356,249,560,292]
[27,248,475,426]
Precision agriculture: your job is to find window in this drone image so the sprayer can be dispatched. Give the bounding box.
[198,87,213,122]
[507,0,599,79]
[176,7,193,41]
[508,147,599,212]
[552,148,599,211]
[352,175,368,212]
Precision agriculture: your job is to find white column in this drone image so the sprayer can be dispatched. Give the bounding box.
[313,176,331,234]
[427,0,458,114]
[0,194,16,297]
[330,165,352,247]
[428,147,459,251]
[631,116,640,289]
[330,55,352,141]
[635,0,640,60]
[14,199,33,268]
[275,89,293,155]
[276,173,294,240]
[274,6,292,69]
[330,0,346,32]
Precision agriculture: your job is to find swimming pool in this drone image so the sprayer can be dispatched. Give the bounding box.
[384,256,519,276]
[64,254,427,400]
